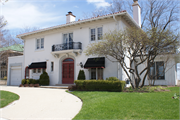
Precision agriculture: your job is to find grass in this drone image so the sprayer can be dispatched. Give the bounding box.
[70,87,179,119]
[0,90,19,108]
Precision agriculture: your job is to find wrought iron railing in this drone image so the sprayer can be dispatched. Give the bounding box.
[52,42,82,52]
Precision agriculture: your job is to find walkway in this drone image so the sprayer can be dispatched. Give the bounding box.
[0,86,82,120]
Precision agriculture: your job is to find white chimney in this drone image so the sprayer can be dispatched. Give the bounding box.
[66,11,76,23]
[132,0,141,27]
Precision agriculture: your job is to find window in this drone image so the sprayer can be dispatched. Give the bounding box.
[36,38,44,49]
[90,27,103,41]
[90,68,103,80]
[97,68,103,79]
[91,68,96,79]
[38,69,41,73]
[41,38,44,48]
[5,71,7,77]
[51,62,54,72]
[91,29,96,41]
[33,69,36,73]
[42,69,46,73]
[149,61,165,80]
[97,27,102,40]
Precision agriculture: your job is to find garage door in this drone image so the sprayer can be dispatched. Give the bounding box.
[10,67,22,86]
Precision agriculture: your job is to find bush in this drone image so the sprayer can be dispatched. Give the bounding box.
[74,80,125,92]
[106,77,119,81]
[39,72,49,85]
[77,70,86,80]
[26,79,30,84]
[21,79,26,84]
[3,76,7,80]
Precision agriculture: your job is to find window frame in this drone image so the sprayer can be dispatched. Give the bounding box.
[90,68,104,80]
[90,27,103,42]
[36,37,44,50]
[148,61,165,80]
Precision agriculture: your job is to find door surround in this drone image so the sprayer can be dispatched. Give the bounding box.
[59,55,76,84]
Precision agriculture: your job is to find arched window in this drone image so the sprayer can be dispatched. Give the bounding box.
[63,58,74,62]
[25,67,29,79]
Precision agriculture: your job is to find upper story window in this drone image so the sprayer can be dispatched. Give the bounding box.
[36,38,44,49]
[90,27,103,42]
[149,61,165,80]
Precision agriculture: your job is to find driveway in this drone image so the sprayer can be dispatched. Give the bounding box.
[0,86,82,120]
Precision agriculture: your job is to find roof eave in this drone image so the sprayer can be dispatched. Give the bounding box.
[17,11,140,39]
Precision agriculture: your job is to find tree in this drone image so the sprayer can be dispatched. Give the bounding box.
[85,28,179,88]
[83,0,180,31]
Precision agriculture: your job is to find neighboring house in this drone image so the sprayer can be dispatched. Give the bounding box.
[7,1,178,86]
[0,44,23,79]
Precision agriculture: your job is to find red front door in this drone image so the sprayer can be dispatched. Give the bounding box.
[62,58,74,84]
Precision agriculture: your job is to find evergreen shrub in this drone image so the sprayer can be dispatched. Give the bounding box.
[77,70,86,80]
[39,72,49,85]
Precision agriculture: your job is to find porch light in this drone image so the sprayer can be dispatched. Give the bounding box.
[80,62,83,68]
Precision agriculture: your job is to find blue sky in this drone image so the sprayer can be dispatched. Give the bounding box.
[1,0,180,79]
[1,0,112,31]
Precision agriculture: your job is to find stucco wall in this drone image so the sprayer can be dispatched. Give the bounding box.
[22,17,126,85]
[137,56,177,86]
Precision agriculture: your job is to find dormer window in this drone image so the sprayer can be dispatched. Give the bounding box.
[36,38,44,49]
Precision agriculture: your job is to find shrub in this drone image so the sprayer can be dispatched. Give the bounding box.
[26,79,30,84]
[106,77,119,81]
[77,70,86,80]
[3,76,7,80]
[74,80,125,92]
[21,79,26,84]
[29,79,34,84]
[39,72,49,85]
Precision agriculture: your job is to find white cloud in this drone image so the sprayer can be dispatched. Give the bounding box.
[2,1,62,29]
[87,0,111,8]
[74,5,79,8]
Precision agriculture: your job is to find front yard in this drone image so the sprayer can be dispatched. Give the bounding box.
[0,90,19,108]
[71,87,179,119]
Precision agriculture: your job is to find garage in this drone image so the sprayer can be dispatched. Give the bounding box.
[10,67,22,86]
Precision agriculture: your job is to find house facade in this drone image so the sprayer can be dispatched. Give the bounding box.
[7,1,178,86]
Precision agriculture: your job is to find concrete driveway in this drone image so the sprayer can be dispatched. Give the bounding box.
[0,86,82,120]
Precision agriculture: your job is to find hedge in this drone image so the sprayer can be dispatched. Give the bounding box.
[74,80,126,92]
[21,79,39,84]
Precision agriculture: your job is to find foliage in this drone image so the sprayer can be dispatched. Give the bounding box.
[71,87,179,119]
[26,79,30,84]
[106,77,119,81]
[0,90,19,108]
[3,76,7,80]
[77,70,86,80]
[172,93,180,100]
[74,80,125,92]
[85,28,179,89]
[39,72,49,85]
[21,79,26,84]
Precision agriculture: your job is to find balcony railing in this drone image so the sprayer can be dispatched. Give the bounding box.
[52,42,82,52]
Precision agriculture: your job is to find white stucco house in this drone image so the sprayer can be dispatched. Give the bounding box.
[7,1,178,86]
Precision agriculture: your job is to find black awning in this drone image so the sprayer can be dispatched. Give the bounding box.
[84,57,105,69]
[28,62,46,69]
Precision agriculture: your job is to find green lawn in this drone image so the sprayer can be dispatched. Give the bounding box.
[71,87,179,119]
[0,90,19,108]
